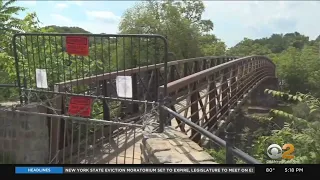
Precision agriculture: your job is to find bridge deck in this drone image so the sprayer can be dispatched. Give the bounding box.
[75,89,217,164]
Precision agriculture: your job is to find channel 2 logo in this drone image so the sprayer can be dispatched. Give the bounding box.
[267,144,295,160]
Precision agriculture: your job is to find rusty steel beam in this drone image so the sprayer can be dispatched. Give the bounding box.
[160,56,275,93]
[190,61,201,143]
[55,56,238,88]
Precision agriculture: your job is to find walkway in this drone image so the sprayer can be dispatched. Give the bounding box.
[72,89,216,164]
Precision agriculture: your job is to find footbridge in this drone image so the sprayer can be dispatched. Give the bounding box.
[0,33,277,164]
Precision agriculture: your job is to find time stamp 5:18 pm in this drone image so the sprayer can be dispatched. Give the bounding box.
[265,144,304,174]
[266,167,304,173]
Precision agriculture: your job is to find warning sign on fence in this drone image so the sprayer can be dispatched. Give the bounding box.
[68,96,93,117]
[65,36,89,56]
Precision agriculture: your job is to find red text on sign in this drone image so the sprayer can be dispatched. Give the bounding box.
[68,96,93,117]
[65,36,89,56]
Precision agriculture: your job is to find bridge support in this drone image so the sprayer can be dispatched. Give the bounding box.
[248,77,279,108]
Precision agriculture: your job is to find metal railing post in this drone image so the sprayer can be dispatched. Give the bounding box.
[158,93,165,133]
[225,122,236,164]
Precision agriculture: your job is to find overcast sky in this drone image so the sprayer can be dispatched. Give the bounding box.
[16,1,320,47]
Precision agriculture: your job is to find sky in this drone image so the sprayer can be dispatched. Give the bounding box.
[15,1,320,48]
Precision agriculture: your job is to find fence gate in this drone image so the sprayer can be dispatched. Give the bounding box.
[8,33,169,164]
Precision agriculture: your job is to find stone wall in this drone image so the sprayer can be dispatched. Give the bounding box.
[140,127,217,164]
[0,103,49,164]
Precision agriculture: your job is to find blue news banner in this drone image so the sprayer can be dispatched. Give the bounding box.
[15,166,256,174]
[14,165,309,175]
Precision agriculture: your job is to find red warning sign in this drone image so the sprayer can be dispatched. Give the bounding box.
[66,36,89,56]
[68,96,93,117]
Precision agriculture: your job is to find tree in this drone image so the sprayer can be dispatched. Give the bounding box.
[227,38,271,56]
[0,0,25,49]
[119,0,221,60]
[0,0,26,101]
[227,32,320,98]
[199,34,226,56]
[42,26,90,34]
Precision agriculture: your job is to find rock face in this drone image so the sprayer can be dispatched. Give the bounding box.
[140,127,217,164]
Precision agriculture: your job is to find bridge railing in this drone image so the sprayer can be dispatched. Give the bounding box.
[160,56,275,137]
[161,105,261,164]
[158,55,276,145]
[158,55,276,164]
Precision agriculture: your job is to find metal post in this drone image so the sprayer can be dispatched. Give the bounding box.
[166,96,172,126]
[23,78,28,104]
[225,122,236,164]
[102,80,110,121]
[158,92,165,133]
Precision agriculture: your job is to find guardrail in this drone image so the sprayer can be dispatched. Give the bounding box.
[0,84,18,88]
[161,105,261,164]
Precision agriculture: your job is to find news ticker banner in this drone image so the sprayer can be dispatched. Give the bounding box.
[15,166,254,174]
[13,165,309,175]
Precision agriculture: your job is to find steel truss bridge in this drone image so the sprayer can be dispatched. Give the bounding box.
[0,33,276,164]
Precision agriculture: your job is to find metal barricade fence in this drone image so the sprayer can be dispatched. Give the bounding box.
[0,33,169,164]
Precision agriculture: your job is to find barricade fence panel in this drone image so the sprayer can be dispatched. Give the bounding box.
[13,33,168,109]
[0,105,147,164]
[1,88,159,165]
[0,33,170,164]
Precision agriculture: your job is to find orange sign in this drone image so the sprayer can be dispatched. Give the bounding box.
[68,96,93,117]
[66,36,89,56]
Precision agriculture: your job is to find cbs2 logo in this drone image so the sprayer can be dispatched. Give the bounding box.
[267,144,295,160]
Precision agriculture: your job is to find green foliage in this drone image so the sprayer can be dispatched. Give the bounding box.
[206,149,226,164]
[227,31,320,97]
[119,0,226,59]
[199,34,226,56]
[0,0,26,101]
[246,89,320,164]
[42,26,90,34]
[206,149,246,164]
[227,38,272,56]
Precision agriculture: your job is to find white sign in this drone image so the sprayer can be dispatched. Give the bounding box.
[116,76,132,98]
[36,69,48,89]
